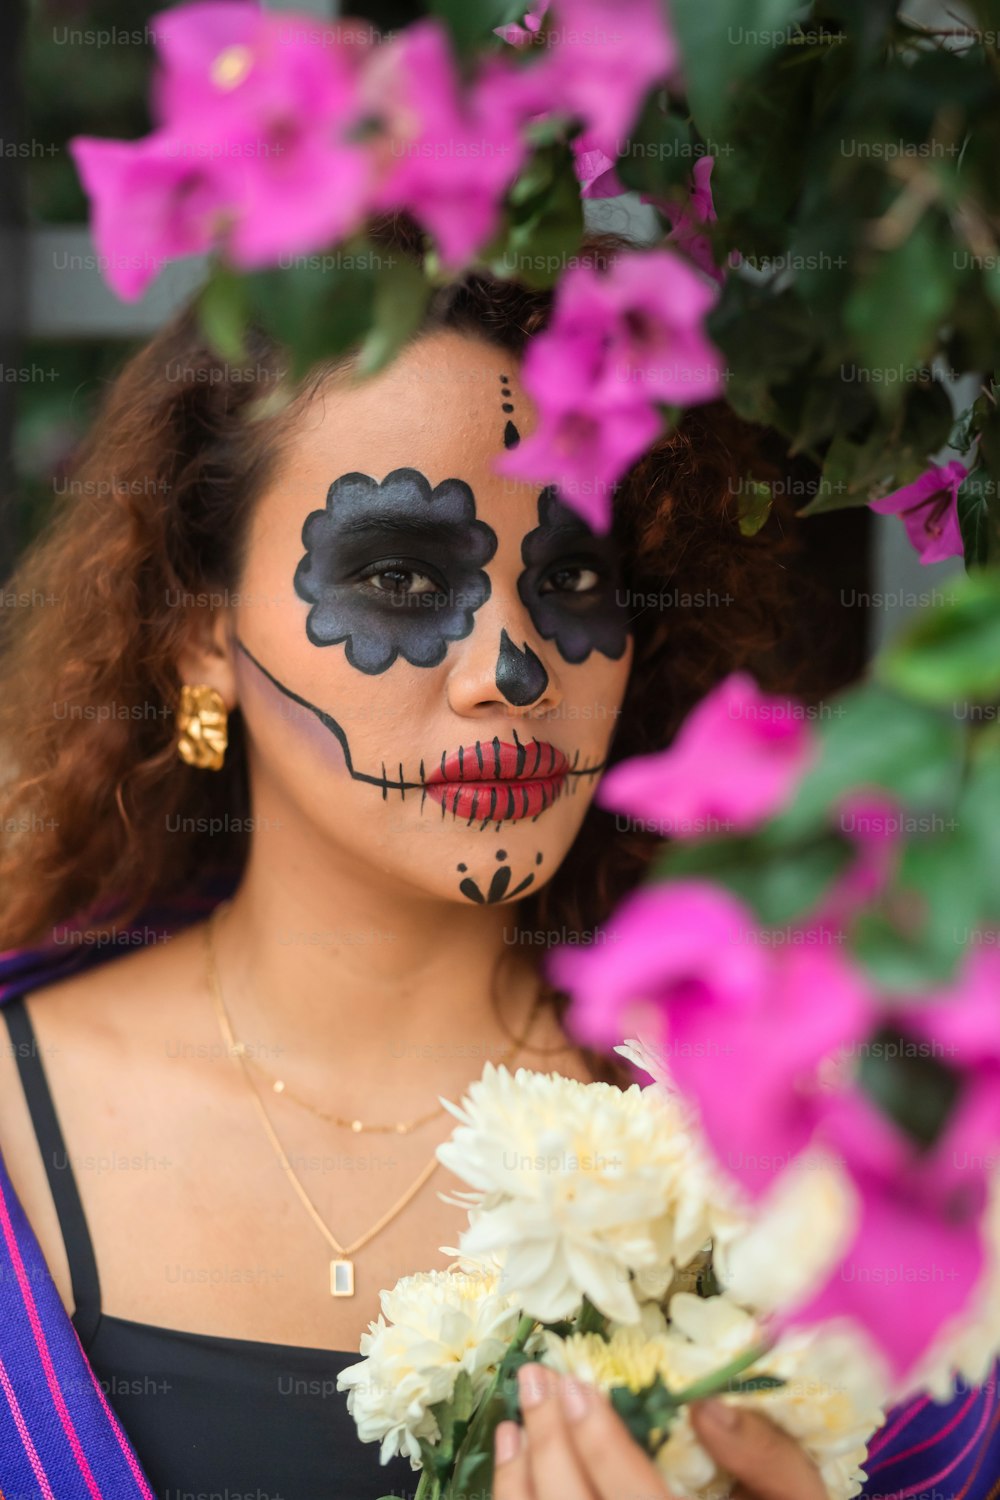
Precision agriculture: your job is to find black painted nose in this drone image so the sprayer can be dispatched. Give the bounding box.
[495,628,549,707]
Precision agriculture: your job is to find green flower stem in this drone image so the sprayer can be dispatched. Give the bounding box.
[442,1313,537,1499]
[667,1340,774,1407]
[414,1471,441,1500]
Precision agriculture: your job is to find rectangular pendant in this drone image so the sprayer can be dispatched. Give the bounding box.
[331,1258,355,1297]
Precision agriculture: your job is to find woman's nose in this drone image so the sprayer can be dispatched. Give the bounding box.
[446,595,563,718]
[495,628,549,707]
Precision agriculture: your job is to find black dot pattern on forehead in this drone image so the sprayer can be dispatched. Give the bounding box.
[500,372,520,449]
[497,849,507,860]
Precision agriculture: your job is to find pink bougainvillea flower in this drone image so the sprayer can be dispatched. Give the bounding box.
[899,945,1000,1078]
[773,948,1000,1376]
[659,154,725,285]
[71,2,372,298]
[799,788,904,942]
[868,459,969,566]
[597,671,815,839]
[69,132,222,300]
[538,0,678,143]
[364,20,528,267]
[502,405,664,531]
[494,0,550,47]
[572,132,626,199]
[784,1083,994,1379]
[549,881,769,1051]
[497,249,724,529]
[551,880,874,1199]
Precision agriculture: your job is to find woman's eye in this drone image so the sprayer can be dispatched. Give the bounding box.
[358,564,446,600]
[540,564,602,595]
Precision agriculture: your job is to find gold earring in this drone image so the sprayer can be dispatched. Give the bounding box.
[176,684,229,771]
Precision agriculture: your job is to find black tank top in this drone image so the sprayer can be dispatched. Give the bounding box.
[2,993,418,1499]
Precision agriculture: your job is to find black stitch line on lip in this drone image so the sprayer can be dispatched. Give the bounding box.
[475,741,484,772]
[506,786,515,820]
[399,762,405,800]
[458,745,464,777]
[512,727,526,774]
[492,736,501,777]
[565,755,609,778]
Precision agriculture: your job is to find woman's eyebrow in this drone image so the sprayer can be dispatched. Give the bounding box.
[329,513,473,546]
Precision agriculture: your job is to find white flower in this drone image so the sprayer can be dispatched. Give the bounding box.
[436,1060,740,1325]
[712,1150,862,1318]
[336,1267,523,1468]
[539,1292,885,1500]
[660,1294,886,1500]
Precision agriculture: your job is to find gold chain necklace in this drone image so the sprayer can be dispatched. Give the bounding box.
[203,901,539,1298]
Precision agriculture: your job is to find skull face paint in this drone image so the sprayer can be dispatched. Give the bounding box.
[518,486,632,664]
[293,468,496,672]
[226,328,633,910]
[495,628,549,707]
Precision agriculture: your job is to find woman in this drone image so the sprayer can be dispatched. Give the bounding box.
[0,226,989,1499]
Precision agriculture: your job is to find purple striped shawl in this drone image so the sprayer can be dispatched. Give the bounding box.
[0,878,997,1498]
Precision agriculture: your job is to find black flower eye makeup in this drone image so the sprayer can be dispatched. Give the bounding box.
[355,561,449,603]
[538,561,604,596]
[518,487,631,664]
[293,468,497,674]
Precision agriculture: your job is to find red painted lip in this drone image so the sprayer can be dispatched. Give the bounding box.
[426,739,569,784]
[424,739,568,822]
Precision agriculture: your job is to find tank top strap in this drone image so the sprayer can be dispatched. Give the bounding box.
[1,993,102,1347]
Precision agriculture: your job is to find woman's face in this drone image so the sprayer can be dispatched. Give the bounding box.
[227,328,634,907]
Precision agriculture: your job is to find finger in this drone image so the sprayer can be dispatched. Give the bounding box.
[517,1363,595,1500]
[558,1372,682,1500]
[493,1419,534,1500]
[689,1400,828,1500]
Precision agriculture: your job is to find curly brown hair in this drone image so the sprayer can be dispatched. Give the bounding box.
[0,222,834,998]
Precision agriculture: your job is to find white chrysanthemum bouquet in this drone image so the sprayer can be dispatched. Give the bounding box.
[337,1043,890,1500]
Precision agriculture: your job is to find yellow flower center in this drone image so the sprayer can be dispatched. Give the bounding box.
[211,44,254,90]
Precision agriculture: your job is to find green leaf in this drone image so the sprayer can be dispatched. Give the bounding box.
[615,99,697,199]
[576,1296,610,1337]
[428,0,525,57]
[670,0,806,135]
[853,909,960,991]
[244,251,379,381]
[728,1374,787,1394]
[773,683,963,837]
[957,468,994,569]
[844,223,955,413]
[738,479,773,535]
[197,263,250,364]
[357,256,431,379]
[609,1374,679,1452]
[799,427,892,513]
[953,737,1000,927]
[894,830,981,977]
[495,145,585,289]
[857,1022,963,1147]
[878,569,1000,706]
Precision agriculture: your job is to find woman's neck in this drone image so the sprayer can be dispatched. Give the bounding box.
[209,836,545,1121]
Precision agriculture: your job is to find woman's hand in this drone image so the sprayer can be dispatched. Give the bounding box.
[492,1363,829,1500]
